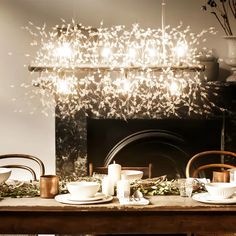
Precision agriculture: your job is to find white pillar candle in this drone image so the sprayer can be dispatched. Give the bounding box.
[102,176,114,196]
[117,174,130,199]
[108,161,121,186]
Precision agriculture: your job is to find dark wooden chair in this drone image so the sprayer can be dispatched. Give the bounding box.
[89,163,152,179]
[185,150,236,178]
[0,154,45,181]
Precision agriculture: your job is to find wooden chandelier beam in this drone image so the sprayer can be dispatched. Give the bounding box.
[28,65,205,73]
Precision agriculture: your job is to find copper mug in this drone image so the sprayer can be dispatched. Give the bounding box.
[40,175,59,198]
[212,171,230,183]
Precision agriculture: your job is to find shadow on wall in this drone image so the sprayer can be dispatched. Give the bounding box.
[219,67,232,81]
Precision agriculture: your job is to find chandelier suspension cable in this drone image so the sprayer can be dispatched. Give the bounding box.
[161,0,166,65]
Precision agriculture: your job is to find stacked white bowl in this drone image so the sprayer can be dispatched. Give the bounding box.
[0,168,11,184]
[67,181,100,199]
[205,182,236,199]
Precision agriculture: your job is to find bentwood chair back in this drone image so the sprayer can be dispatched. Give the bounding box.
[0,154,45,181]
[89,163,152,179]
[185,150,236,178]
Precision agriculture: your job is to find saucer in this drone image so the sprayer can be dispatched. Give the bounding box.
[192,192,236,204]
[55,193,113,205]
[69,192,105,202]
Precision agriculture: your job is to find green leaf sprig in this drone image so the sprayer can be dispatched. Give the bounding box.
[0,181,40,198]
[131,176,180,196]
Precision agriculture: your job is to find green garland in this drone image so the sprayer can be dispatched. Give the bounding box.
[0,177,100,198]
[0,181,40,198]
[131,176,206,196]
[0,177,205,198]
[132,179,180,196]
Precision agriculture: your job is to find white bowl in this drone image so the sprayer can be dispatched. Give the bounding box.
[0,168,11,184]
[205,182,236,199]
[67,181,100,199]
[121,170,143,182]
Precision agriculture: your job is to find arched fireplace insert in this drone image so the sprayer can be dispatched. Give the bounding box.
[87,118,223,179]
[103,129,188,179]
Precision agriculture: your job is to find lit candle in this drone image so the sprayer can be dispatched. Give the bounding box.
[108,161,121,186]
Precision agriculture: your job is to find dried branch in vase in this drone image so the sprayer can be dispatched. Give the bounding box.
[202,0,236,35]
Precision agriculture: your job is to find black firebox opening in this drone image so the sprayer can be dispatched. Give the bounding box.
[87,118,222,179]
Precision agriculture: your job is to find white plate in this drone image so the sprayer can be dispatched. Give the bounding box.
[69,192,106,202]
[55,193,113,205]
[192,192,236,204]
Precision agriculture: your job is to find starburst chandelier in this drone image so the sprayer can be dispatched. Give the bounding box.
[27,1,219,119]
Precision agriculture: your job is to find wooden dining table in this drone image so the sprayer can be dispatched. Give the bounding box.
[1,194,236,235]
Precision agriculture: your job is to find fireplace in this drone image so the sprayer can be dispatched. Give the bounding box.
[55,83,236,180]
[87,118,222,179]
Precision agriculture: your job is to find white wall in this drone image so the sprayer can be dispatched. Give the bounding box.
[0,0,233,179]
[0,0,56,179]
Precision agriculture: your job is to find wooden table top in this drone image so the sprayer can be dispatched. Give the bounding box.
[1,194,236,234]
[1,194,236,211]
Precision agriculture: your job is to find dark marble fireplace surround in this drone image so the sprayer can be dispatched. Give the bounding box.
[55,84,236,180]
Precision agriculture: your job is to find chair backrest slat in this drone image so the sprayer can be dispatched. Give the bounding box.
[186,150,236,178]
[0,154,45,180]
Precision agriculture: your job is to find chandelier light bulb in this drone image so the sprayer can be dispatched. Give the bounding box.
[101,47,112,58]
[128,48,137,59]
[169,81,182,96]
[147,48,156,58]
[174,41,188,58]
[121,79,131,93]
[54,42,73,58]
[56,77,76,95]
[114,77,132,94]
